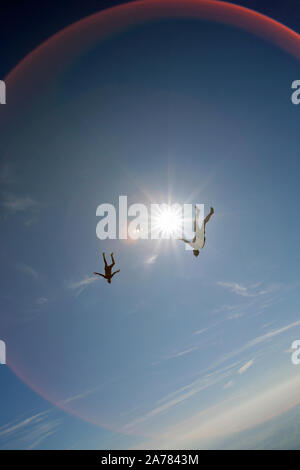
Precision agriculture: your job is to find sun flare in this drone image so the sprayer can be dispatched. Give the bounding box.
[152,205,183,238]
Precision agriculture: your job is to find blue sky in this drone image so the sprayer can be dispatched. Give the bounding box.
[1,3,300,449]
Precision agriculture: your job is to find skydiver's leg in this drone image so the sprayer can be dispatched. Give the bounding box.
[200,207,214,248]
[193,207,199,233]
[110,253,115,268]
[194,206,205,238]
[102,252,108,267]
[204,207,214,227]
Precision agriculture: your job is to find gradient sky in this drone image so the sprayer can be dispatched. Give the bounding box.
[1,0,300,449]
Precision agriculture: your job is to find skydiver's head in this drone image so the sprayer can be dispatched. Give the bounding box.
[108,278,111,284]
[193,250,200,257]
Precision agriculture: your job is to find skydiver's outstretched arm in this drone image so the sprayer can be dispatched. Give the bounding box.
[102,252,108,267]
[111,269,120,278]
[94,272,106,278]
[179,238,192,245]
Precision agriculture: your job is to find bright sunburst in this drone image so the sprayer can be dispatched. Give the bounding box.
[152,205,183,239]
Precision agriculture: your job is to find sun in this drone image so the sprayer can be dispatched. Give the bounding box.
[152,205,183,239]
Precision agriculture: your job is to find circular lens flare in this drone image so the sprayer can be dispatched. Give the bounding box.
[3,0,300,435]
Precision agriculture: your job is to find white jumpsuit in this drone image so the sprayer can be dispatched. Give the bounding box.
[184,207,206,250]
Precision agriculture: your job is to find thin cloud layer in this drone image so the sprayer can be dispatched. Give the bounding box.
[3,194,41,213]
[135,374,300,449]
[68,275,97,295]
[218,281,279,298]
[16,263,40,280]
[0,410,60,450]
[238,359,254,375]
[145,254,158,265]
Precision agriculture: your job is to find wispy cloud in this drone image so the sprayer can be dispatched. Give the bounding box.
[58,379,122,408]
[16,263,40,280]
[212,319,300,372]
[134,374,300,449]
[247,320,300,348]
[218,281,252,297]
[68,275,97,295]
[167,346,198,360]
[223,380,234,390]
[145,320,300,436]
[193,327,210,336]
[151,345,199,367]
[124,318,300,445]
[0,410,60,449]
[238,359,254,374]
[3,194,41,213]
[36,297,48,305]
[122,360,241,433]
[227,312,244,320]
[145,254,158,265]
[218,281,279,298]
[59,386,102,406]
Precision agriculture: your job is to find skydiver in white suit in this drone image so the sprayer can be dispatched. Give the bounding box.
[180,206,214,257]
